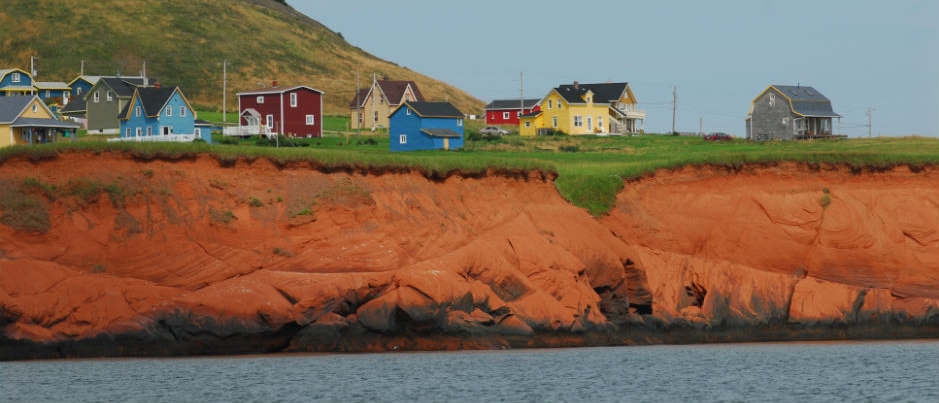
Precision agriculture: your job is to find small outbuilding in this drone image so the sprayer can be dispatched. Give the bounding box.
[389,101,464,152]
[746,84,841,141]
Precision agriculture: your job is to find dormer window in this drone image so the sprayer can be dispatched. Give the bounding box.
[11,73,21,83]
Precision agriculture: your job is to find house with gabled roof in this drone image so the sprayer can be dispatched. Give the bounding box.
[349,77,425,132]
[0,95,80,147]
[227,83,324,138]
[0,68,37,97]
[34,81,72,111]
[115,86,197,143]
[389,101,464,151]
[519,81,645,136]
[745,84,841,141]
[484,98,540,125]
[85,76,156,134]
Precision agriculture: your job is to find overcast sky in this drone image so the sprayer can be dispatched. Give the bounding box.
[297,1,938,137]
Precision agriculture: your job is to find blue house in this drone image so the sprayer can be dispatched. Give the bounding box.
[389,101,465,152]
[117,86,195,141]
[0,68,36,97]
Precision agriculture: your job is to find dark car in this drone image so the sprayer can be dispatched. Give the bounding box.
[704,132,733,141]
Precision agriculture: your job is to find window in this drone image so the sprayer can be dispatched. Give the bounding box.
[782,117,789,125]
[257,96,264,104]
[406,108,411,116]
[399,134,407,144]
[503,112,510,119]
[290,93,298,107]
[165,106,172,116]
[557,101,562,110]
[45,90,51,98]
[598,116,603,130]
[11,72,21,83]
[77,88,83,95]
[517,111,522,117]
[135,128,142,137]
[31,103,37,112]
[524,121,531,127]
[135,106,141,117]
[306,115,315,125]
[357,112,362,125]
[769,93,776,107]
[195,128,202,137]
[126,128,131,138]
[574,115,584,128]
[93,91,100,103]
[586,96,592,103]
[162,126,172,135]
[266,115,274,129]
[547,100,553,109]
[146,127,152,136]
[106,91,113,102]
[457,119,463,127]
[179,107,186,117]
[586,116,593,131]
[373,111,378,122]
[552,116,558,128]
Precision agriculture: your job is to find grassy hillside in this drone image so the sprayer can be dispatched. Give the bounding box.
[0,0,485,116]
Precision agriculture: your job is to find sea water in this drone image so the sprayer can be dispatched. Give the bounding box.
[2,340,936,403]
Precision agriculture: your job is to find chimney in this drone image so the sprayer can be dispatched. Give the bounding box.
[154,81,161,89]
[573,81,579,90]
[272,80,278,87]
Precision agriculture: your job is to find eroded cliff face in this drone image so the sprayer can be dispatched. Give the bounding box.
[0,152,935,359]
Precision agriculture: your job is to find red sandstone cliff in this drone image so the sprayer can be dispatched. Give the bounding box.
[0,152,936,359]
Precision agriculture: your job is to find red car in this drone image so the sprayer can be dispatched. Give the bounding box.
[704,132,733,141]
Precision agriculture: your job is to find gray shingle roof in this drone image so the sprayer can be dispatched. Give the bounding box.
[405,101,464,118]
[118,87,179,118]
[555,82,629,104]
[12,117,80,129]
[773,85,840,117]
[484,99,541,110]
[420,128,461,138]
[0,96,33,123]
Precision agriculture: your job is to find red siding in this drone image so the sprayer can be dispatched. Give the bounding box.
[485,106,538,125]
[238,87,323,137]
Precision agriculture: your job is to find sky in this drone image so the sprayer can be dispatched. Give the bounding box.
[297,1,938,137]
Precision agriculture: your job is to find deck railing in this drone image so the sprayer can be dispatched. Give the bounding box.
[107,134,196,143]
[222,126,278,137]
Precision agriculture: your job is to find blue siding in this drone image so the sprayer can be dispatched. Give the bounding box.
[0,70,34,95]
[389,106,464,152]
[119,90,195,138]
[70,80,94,99]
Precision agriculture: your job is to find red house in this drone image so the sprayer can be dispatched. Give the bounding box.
[484,98,541,125]
[233,83,324,138]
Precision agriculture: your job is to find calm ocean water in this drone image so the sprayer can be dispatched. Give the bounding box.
[1,340,936,403]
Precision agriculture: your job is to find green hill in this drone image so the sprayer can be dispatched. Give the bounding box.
[0,0,485,117]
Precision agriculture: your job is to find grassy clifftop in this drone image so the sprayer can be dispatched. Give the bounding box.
[0,0,484,115]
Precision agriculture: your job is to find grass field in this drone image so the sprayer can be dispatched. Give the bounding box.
[4,126,936,216]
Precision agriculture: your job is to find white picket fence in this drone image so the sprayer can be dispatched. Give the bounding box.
[107,134,196,143]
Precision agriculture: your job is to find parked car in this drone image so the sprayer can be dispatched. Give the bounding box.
[479,126,509,136]
[704,132,733,141]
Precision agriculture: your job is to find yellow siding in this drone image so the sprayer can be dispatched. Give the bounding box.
[0,124,14,148]
[1,98,56,147]
[350,88,395,131]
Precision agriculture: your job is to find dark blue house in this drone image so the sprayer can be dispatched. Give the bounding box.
[389,101,464,152]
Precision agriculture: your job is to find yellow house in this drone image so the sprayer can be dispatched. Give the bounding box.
[520,81,646,136]
[349,77,425,132]
[0,95,80,147]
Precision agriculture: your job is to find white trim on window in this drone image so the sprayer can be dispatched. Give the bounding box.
[135,106,141,117]
[502,111,510,119]
[106,91,113,102]
[266,114,274,129]
[399,134,407,144]
[179,107,186,117]
[290,92,298,107]
[305,115,315,125]
[135,128,142,137]
[94,91,100,103]
[11,72,21,83]
[165,105,172,117]
[257,95,265,104]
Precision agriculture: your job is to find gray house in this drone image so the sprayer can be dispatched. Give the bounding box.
[85,76,155,134]
[745,85,841,141]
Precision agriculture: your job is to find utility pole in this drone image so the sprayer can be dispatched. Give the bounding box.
[519,71,524,122]
[699,117,703,136]
[30,56,37,79]
[671,86,678,135]
[356,70,361,135]
[222,60,228,124]
[866,107,874,138]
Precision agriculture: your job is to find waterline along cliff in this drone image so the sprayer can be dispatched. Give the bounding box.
[0,151,936,360]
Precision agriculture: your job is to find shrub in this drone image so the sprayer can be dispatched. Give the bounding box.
[249,197,264,207]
